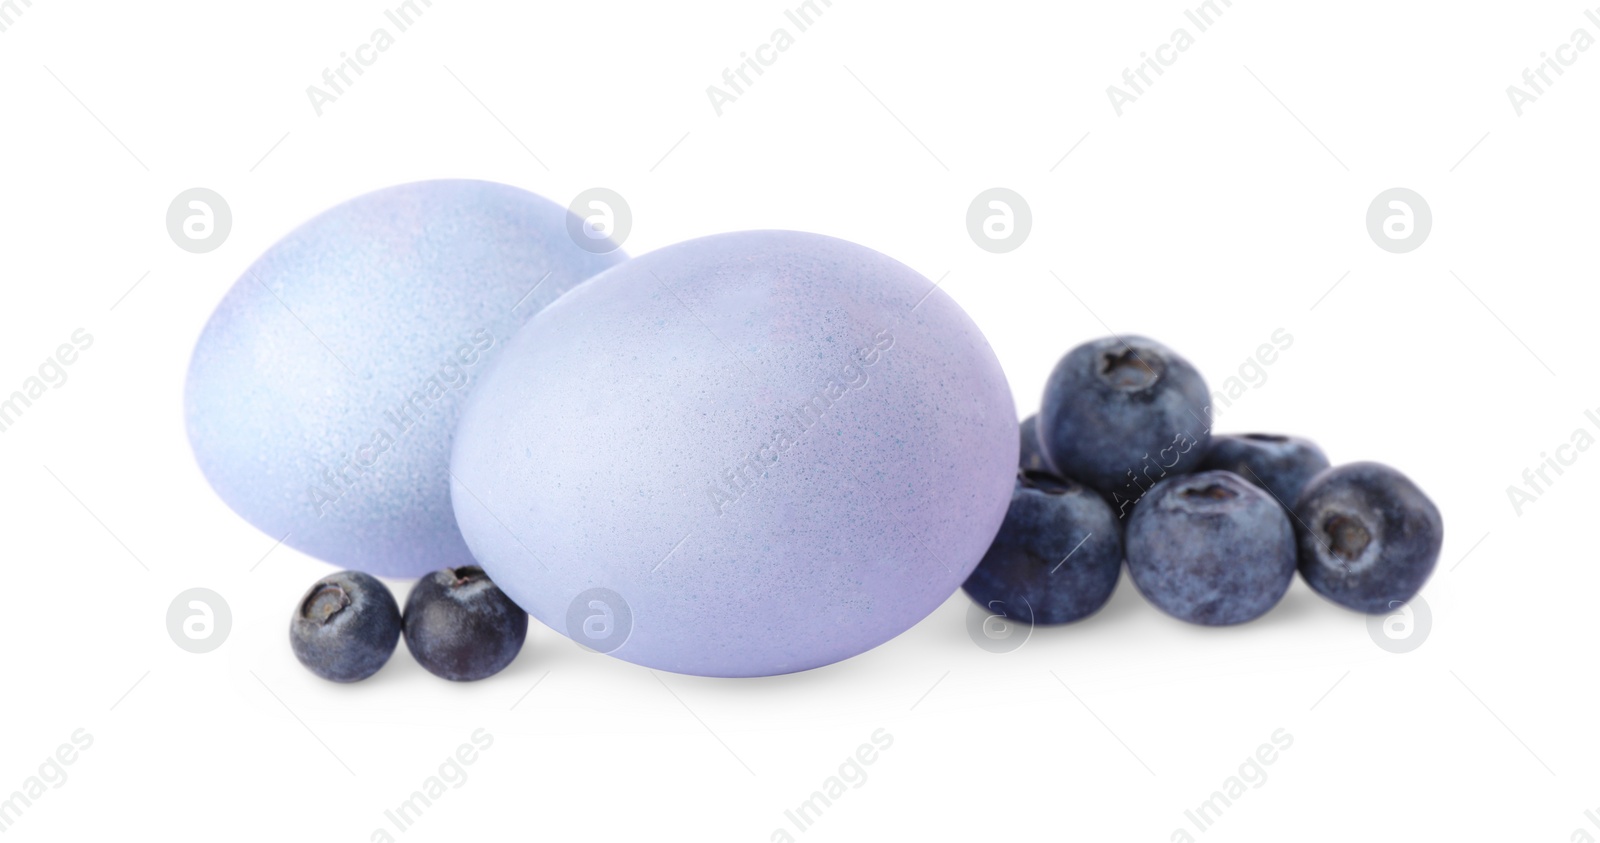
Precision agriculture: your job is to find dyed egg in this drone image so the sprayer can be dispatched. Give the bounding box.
[185,180,624,577]
[450,230,1016,676]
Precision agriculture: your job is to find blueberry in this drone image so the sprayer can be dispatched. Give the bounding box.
[290,571,402,682]
[404,566,529,681]
[1039,336,1211,506]
[1292,462,1442,613]
[1018,414,1053,473]
[1199,433,1330,508]
[1126,471,1295,625]
[962,469,1123,625]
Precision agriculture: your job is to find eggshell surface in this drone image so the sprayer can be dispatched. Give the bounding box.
[186,180,624,577]
[450,230,1017,676]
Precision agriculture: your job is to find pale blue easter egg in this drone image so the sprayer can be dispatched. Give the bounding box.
[450,230,1017,676]
[186,180,624,577]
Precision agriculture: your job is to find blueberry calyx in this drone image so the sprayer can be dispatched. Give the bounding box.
[1180,482,1239,502]
[1323,513,1373,561]
[447,565,489,587]
[1098,347,1163,390]
[302,584,351,625]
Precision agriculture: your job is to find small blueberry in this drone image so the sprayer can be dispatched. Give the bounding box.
[1126,471,1295,625]
[1200,433,1330,509]
[1292,462,1443,613]
[1039,336,1211,502]
[289,571,402,682]
[404,566,529,681]
[962,469,1124,625]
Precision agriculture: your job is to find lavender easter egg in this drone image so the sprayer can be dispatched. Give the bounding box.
[185,180,624,577]
[450,230,1017,676]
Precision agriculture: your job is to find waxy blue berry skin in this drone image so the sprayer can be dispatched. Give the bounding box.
[1200,434,1330,509]
[1292,462,1443,614]
[403,566,529,681]
[962,470,1124,625]
[1039,336,1211,498]
[290,571,402,683]
[1019,415,1053,473]
[1126,471,1295,625]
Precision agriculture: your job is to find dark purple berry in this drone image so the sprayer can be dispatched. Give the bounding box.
[290,571,402,682]
[404,566,528,681]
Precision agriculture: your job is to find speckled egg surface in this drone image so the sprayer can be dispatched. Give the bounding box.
[186,180,625,577]
[450,230,1017,676]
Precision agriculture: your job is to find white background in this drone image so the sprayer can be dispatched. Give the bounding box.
[1,0,1594,840]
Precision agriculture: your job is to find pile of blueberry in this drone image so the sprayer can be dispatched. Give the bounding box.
[290,567,528,682]
[965,335,1443,627]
